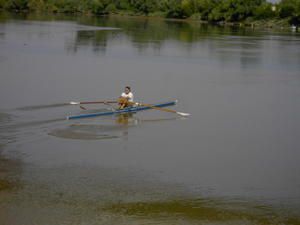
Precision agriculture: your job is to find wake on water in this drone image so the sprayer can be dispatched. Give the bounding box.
[16,103,70,111]
[1,103,179,141]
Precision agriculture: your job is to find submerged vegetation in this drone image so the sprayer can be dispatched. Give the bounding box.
[0,153,22,192]
[103,199,300,225]
[0,0,299,26]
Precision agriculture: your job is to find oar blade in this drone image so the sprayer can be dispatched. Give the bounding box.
[70,101,80,105]
[176,112,190,117]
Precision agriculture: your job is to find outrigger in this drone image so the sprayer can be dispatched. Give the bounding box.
[67,100,189,120]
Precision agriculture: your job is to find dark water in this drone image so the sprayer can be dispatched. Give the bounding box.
[0,13,300,224]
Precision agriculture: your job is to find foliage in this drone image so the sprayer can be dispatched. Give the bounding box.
[89,0,105,14]
[254,2,277,19]
[118,0,131,10]
[105,3,117,13]
[195,0,217,21]
[279,0,300,25]
[27,0,46,11]
[130,0,159,14]
[3,0,29,10]
[0,0,299,25]
[0,0,5,9]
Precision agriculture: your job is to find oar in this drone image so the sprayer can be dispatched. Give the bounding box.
[70,100,117,105]
[134,102,190,117]
[16,100,117,111]
[80,101,116,112]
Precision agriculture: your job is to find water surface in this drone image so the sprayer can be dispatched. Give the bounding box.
[0,13,300,224]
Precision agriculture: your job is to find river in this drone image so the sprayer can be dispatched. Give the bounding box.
[0,13,300,225]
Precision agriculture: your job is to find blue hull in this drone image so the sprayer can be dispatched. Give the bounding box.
[67,101,177,120]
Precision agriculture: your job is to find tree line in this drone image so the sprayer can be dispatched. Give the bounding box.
[0,0,299,25]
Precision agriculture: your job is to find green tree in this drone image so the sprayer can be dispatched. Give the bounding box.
[162,0,184,18]
[181,0,193,17]
[4,0,28,10]
[130,0,159,14]
[0,0,5,8]
[28,0,45,11]
[118,0,131,10]
[207,0,265,22]
[208,5,225,22]
[195,0,217,20]
[105,3,117,13]
[254,2,276,19]
[279,0,295,18]
[89,0,105,14]
[229,0,264,21]
[279,0,300,25]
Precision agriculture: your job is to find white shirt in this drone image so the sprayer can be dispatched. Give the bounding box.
[121,92,134,102]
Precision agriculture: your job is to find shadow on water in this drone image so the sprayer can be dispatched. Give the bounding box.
[48,124,121,140]
[49,113,177,140]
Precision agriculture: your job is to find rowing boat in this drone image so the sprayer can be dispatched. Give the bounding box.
[67,100,177,120]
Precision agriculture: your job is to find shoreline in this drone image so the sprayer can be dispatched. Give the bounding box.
[0,9,298,31]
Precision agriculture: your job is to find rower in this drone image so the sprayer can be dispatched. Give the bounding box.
[118,86,134,109]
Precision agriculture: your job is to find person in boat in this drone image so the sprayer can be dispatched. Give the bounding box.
[118,86,134,109]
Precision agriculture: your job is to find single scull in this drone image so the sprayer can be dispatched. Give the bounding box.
[67,100,177,120]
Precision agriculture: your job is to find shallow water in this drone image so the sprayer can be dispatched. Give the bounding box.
[0,13,300,224]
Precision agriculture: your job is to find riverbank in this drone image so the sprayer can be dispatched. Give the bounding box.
[0,10,297,32]
[111,10,296,30]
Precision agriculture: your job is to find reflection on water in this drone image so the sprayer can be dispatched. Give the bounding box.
[62,16,300,72]
[49,124,121,140]
[115,112,137,125]
[1,13,299,71]
[49,112,137,140]
[66,29,121,54]
[48,113,176,140]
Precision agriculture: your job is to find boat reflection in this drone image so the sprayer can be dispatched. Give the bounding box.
[49,113,177,141]
[115,113,138,126]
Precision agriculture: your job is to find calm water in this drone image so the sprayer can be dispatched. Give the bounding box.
[0,13,300,225]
